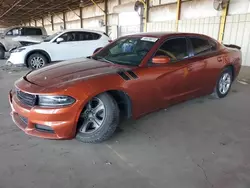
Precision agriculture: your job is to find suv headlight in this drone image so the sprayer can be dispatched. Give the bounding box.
[11,48,26,53]
[38,95,75,107]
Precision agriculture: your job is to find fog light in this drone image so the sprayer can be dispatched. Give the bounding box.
[35,124,54,133]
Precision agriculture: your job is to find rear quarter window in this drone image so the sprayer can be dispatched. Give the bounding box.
[91,33,101,40]
[190,37,215,56]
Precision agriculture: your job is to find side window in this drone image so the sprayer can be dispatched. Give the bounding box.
[77,32,93,41]
[22,28,42,35]
[209,40,217,51]
[59,32,77,42]
[76,32,101,41]
[92,33,101,40]
[57,32,101,42]
[155,38,188,61]
[190,37,212,56]
[6,28,21,36]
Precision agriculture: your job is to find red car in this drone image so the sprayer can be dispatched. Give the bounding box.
[9,32,242,143]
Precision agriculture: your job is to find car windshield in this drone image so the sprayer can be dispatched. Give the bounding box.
[92,36,158,66]
[43,31,62,42]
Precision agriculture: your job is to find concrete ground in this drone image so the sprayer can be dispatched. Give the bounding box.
[0,59,250,188]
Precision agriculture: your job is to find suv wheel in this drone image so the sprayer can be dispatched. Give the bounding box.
[27,53,48,69]
[0,46,5,59]
[76,93,119,143]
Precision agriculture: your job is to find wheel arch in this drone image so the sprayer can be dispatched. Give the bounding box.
[73,89,132,137]
[75,89,133,125]
[224,64,235,81]
[107,90,132,119]
[0,43,6,51]
[25,50,51,67]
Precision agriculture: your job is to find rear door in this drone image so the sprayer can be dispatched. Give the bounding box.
[72,32,103,57]
[186,37,219,96]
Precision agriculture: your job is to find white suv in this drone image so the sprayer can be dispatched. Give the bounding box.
[7,29,111,69]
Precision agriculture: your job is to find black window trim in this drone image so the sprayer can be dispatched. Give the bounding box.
[53,31,101,43]
[53,31,76,43]
[148,36,193,66]
[187,36,218,58]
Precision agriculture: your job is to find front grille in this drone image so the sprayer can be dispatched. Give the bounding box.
[16,89,37,106]
[35,124,54,133]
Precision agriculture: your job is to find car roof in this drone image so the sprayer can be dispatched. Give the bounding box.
[61,29,106,34]
[7,26,44,29]
[125,32,212,39]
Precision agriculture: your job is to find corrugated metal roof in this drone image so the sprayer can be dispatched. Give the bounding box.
[0,0,104,26]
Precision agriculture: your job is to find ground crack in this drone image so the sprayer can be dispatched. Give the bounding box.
[193,158,214,188]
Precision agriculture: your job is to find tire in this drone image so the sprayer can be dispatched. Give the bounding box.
[0,46,5,59]
[27,53,48,69]
[212,67,233,98]
[76,93,120,143]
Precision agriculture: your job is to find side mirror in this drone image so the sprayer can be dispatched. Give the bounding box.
[56,37,64,44]
[152,56,171,64]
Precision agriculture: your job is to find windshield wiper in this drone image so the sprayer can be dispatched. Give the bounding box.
[93,56,114,64]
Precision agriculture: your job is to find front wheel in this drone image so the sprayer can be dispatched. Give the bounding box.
[27,53,48,69]
[212,68,233,98]
[76,93,119,143]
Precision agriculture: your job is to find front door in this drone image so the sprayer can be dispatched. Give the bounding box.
[150,37,192,105]
[48,31,82,61]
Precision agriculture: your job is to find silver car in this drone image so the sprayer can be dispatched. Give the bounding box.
[0,26,47,59]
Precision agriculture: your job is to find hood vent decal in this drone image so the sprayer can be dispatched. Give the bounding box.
[127,70,138,79]
[117,71,130,80]
[117,70,138,81]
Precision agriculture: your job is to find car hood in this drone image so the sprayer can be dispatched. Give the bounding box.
[12,36,43,43]
[25,58,126,87]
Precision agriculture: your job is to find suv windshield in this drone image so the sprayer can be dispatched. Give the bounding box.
[92,36,158,66]
[43,31,62,42]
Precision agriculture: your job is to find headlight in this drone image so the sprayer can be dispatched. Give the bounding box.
[38,95,75,107]
[11,48,26,53]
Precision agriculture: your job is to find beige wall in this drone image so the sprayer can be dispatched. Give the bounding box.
[23,0,250,66]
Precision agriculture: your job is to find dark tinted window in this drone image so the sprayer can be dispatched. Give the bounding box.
[155,38,188,61]
[22,28,42,35]
[91,33,101,40]
[77,32,101,41]
[209,40,217,51]
[60,32,76,42]
[59,32,101,42]
[190,37,213,55]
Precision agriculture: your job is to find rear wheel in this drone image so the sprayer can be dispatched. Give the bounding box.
[76,93,119,143]
[212,68,233,98]
[0,46,5,59]
[27,53,48,69]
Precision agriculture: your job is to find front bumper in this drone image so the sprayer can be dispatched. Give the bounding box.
[9,90,80,139]
[7,52,26,66]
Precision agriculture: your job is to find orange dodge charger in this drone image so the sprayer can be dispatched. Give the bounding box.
[9,32,242,143]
